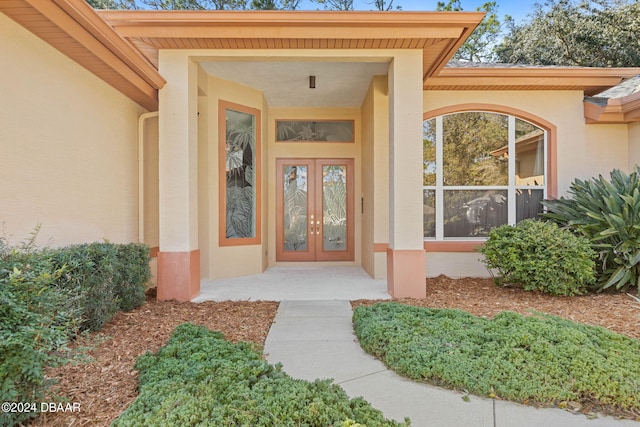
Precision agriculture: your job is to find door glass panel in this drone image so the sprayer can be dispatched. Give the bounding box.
[283,165,308,251]
[322,165,347,251]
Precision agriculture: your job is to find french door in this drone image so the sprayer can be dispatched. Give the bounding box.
[276,158,354,261]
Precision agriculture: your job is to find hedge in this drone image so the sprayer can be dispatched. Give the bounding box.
[0,237,151,426]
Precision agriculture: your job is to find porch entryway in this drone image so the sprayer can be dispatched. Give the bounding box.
[194,266,390,301]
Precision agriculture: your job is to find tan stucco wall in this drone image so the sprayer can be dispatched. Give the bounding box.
[584,123,629,177]
[361,76,389,280]
[267,107,362,267]
[426,252,490,278]
[424,90,630,197]
[0,12,146,247]
[199,75,267,280]
[629,122,640,169]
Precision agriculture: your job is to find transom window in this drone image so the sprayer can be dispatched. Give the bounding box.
[423,111,547,240]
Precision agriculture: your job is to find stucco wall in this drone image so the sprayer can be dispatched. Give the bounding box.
[200,75,267,280]
[361,76,389,280]
[629,122,640,169]
[584,123,629,177]
[424,90,630,197]
[0,12,146,247]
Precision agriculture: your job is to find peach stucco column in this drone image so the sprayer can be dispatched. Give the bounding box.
[157,51,200,301]
[387,51,426,298]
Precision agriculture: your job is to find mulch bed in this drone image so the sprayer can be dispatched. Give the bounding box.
[354,276,640,340]
[30,276,639,426]
[31,296,278,427]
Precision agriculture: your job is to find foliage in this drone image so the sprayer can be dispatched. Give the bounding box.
[0,236,74,426]
[354,302,640,414]
[113,323,408,426]
[479,219,596,296]
[87,0,300,9]
[311,0,353,10]
[49,243,151,331]
[437,0,502,62]
[0,233,150,425]
[542,168,640,295]
[495,0,640,67]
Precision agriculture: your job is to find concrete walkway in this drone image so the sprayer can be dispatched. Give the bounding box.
[264,300,640,427]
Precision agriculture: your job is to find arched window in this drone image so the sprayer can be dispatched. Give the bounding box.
[423,111,548,240]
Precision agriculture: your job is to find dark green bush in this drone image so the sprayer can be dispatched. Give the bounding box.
[0,234,150,425]
[353,302,640,415]
[542,167,640,295]
[111,243,150,312]
[0,245,75,426]
[478,219,596,296]
[50,243,150,331]
[113,323,408,427]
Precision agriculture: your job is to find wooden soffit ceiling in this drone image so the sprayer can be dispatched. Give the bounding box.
[98,10,485,80]
[0,0,165,111]
[425,66,640,96]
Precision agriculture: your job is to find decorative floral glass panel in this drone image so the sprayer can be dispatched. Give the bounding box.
[276,120,354,142]
[225,108,256,239]
[283,165,308,251]
[322,165,347,251]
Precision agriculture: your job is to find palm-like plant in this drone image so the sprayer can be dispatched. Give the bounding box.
[542,167,640,294]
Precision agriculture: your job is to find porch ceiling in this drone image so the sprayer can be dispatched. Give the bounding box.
[200,60,390,108]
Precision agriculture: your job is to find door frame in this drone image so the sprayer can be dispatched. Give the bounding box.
[275,157,355,262]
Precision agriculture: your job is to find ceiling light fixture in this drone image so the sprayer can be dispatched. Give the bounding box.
[309,75,316,89]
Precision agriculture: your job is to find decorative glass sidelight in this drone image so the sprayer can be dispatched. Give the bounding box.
[283,165,308,251]
[322,165,347,251]
[220,100,261,246]
[225,108,256,238]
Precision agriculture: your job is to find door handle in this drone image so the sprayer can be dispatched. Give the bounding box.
[309,215,320,235]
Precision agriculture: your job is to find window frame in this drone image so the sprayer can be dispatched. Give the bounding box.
[423,105,556,244]
[218,99,262,247]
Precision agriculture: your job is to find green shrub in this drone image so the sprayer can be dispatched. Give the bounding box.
[478,219,596,296]
[542,167,640,295]
[353,303,640,414]
[50,243,150,331]
[114,323,408,427]
[112,244,151,312]
[0,233,150,425]
[0,247,75,426]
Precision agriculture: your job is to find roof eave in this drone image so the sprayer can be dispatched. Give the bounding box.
[425,67,640,95]
[1,0,165,111]
[584,91,640,124]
